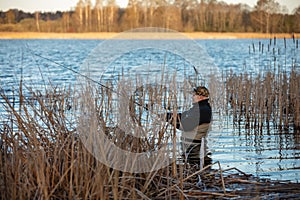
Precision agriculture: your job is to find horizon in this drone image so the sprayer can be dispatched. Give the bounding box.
[0,0,299,14]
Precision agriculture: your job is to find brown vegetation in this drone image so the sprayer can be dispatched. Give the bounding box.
[226,70,300,132]
[225,36,300,132]
[0,31,299,39]
[0,32,300,199]
[1,69,300,199]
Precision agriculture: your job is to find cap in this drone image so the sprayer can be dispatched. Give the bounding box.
[193,86,209,97]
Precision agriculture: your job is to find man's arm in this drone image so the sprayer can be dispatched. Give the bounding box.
[165,112,182,129]
[180,108,199,131]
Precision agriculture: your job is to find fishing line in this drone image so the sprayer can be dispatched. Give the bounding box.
[25,46,153,111]
[26,47,113,92]
[24,44,201,121]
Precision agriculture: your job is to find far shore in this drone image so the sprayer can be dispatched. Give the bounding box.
[0,32,298,39]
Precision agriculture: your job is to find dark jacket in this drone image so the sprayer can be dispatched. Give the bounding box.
[167,99,212,131]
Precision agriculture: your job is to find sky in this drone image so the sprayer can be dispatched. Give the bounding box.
[0,0,299,13]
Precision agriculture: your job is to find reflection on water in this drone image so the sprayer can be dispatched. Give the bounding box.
[209,113,300,182]
[0,39,299,182]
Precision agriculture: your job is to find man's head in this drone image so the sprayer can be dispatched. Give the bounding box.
[192,86,209,103]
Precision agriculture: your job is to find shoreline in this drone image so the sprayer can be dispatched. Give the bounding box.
[0,32,298,39]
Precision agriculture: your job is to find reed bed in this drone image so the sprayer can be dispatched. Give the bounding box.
[1,35,300,199]
[225,69,300,132]
[1,72,300,199]
[225,35,300,133]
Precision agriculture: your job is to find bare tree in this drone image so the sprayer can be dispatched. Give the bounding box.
[62,12,70,32]
[198,0,208,31]
[75,0,84,32]
[293,6,300,32]
[95,0,104,31]
[148,0,157,27]
[5,10,16,24]
[84,0,92,31]
[255,0,281,33]
[140,0,148,27]
[106,0,118,31]
[35,11,40,32]
[127,0,140,28]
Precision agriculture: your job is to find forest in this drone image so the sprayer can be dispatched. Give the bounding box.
[0,0,299,33]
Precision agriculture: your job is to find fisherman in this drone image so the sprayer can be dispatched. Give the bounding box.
[165,86,212,165]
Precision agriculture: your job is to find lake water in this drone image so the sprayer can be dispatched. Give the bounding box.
[0,38,299,182]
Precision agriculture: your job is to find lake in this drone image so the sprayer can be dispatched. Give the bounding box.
[0,38,299,182]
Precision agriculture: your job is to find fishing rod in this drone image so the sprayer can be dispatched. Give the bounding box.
[26,47,156,112]
[27,49,113,93]
[26,46,200,115]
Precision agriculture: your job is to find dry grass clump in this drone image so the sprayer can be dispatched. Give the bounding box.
[1,74,300,199]
[0,78,205,199]
[1,38,300,200]
[0,80,230,199]
[225,69,300,132]
[225,35,300,133]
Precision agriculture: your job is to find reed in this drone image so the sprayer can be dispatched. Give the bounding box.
[1,77,300,199]
[1,37,300,198]
[226,70,299,131]
[0,75,208,199]
[226,35,300,133]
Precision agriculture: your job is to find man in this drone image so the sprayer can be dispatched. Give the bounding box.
[166,86,212,165]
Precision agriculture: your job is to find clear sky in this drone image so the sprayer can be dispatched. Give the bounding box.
[0,0,299,13]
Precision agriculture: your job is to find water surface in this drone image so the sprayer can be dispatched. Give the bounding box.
[0,38,299,182]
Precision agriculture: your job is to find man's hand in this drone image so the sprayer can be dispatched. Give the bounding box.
[158,112,182,129]
[158,112,172,121]
[166,112,173,121]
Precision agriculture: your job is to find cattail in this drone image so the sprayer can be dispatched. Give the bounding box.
[1,36,300,200]
[284,37,286,49]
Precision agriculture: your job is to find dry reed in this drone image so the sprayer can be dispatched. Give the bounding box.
[1,35,300,199]
[1,73,300,199]
[225,70,300,132]
[225,35,300,133]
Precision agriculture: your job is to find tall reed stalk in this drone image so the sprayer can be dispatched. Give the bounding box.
[0,74,235,199]
[1,35,299,199]
[226,70,299,132]
[227,35,299,133]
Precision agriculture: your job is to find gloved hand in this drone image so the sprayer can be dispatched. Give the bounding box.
[166,112,173,121]
[164,112,182,128]
[158,112,172,121]
[159,112,182,129]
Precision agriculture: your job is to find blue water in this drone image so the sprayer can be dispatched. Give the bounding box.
[0,38,299,182]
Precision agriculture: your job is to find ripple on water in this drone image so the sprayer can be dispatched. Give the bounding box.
[0,39,299,182]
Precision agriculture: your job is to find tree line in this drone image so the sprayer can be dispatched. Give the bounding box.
[0,0,299,33]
